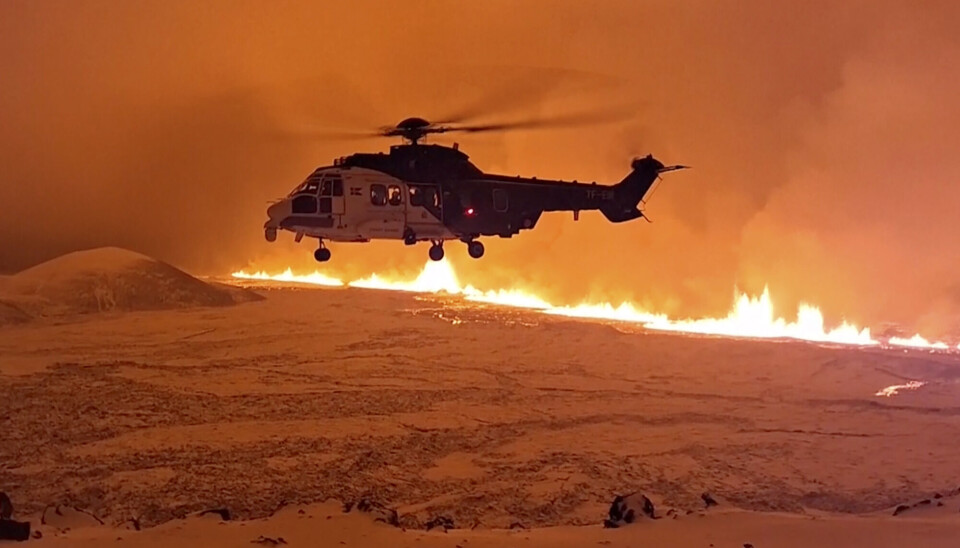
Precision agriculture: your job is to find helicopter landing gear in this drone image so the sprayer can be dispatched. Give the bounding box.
[314,241,331,263]
[428,241,445,261]
[264,227,277,242]
[467,240,484,259]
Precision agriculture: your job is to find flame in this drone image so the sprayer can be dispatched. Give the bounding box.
[231,268,343,287]
[231,260,955,350]
[347,260,553,308]
[875,380,926,397]
[888,334,950,350]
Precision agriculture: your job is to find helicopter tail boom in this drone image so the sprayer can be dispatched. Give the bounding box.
[600,155,665,223]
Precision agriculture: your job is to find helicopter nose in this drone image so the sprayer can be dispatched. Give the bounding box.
[265,199,292,227]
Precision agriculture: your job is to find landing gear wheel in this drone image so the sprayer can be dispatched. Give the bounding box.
[467,240,485,259]
[314,247,331,262]
[264,227,277,242]
[428,243,445,262]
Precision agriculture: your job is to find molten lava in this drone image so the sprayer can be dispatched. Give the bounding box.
[232,268,343,287]
[231,260,956,350]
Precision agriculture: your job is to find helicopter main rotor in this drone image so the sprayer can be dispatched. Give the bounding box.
[297,104,635,145]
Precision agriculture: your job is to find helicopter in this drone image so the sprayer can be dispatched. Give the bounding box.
[263,115,686,262]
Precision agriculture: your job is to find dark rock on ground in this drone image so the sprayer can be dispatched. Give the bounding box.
[424,515,455,531]
[397,513,420,530]
[251,535,287,545]
[354,499,398,527]
[0,492,12,520]
[509,521,526,529]
[893,504,911,516]
[702,492,719,507]
[604,493,655,528]
[0,520,31,541]
[198,508,232,521]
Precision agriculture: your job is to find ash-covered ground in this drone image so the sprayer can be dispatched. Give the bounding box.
[3,284,960,529]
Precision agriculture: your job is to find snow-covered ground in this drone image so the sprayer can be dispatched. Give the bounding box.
[2,253,960,546]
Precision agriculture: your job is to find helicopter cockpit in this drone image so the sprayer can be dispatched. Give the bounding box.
[287,169,344,215]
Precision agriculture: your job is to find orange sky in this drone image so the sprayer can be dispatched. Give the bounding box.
[2,0,959,335]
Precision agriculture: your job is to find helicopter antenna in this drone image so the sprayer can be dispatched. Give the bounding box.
[642,165,689,205]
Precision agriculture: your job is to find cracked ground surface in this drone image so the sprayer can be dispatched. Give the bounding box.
[3,287,960,528]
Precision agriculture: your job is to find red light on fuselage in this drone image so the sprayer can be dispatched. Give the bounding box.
[465,207,475,216]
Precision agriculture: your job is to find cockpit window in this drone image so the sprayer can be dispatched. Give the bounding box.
[292,195,317,214]
[291,179,320,196]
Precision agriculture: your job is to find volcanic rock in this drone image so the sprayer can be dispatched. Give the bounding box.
[702,492,719,507]
[197,508,232,521]
[0,492,11,520]
[251,535,287,545]
[354,499,399,527]
[424,515,455,531]
[603,493,656,528]
[0,520,30,541]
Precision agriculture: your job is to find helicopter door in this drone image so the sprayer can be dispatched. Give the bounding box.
[320,176,345,216]
[406,184,445,237]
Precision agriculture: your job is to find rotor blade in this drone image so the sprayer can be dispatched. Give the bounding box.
[267,127,385,142]
[446,105,634,134]
[432,66,626,125]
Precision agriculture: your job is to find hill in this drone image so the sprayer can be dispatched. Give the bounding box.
[0,247,260,320]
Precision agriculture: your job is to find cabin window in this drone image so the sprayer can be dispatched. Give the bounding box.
[424,186,439,208]
[409,186,423,206]
[320,180,332,196]
[493,189,509,212]
[332,179,343,197]
[319,197,332,213]
[387,185,402,206]
[370,184,387,206]
[292,195,317,214]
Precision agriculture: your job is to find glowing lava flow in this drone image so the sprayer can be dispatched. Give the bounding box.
[231,268,344,287]
[875,380,926,397]
[888,334,950,350]
[349,259,553,309]
[232,260,953,349]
